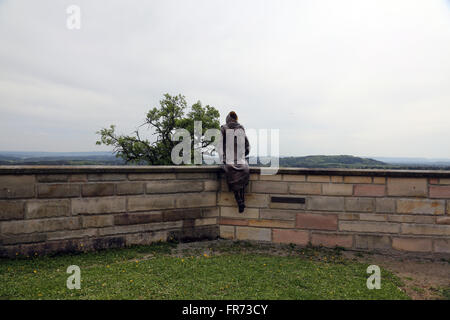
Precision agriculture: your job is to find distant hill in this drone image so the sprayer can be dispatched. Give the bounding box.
[1,152,450,170]
[278,155,386,169]
[373,157,450,167]
[276,155,450,170]
[0,151,124,165]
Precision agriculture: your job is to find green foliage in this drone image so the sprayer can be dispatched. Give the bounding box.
[96,94,220,165]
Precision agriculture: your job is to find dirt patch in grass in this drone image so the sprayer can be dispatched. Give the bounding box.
[170,239,450,300]
[341,251,450,300]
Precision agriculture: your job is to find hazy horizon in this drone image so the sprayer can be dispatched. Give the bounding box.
[0,150,450,162]
[1,0,450,157]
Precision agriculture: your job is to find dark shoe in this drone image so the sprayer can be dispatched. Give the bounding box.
[238,204,245,213]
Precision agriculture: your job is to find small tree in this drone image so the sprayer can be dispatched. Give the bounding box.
[96,93,220,165]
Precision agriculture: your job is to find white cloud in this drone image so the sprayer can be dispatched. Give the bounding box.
[0,0,449,156]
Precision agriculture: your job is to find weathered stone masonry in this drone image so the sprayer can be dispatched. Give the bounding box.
[0,166,220,257]
[1,166,450,257]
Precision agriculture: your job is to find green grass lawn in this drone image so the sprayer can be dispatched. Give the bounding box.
[0,241,409,300]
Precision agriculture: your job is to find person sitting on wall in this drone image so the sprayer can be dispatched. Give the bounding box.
[220,111,250,213]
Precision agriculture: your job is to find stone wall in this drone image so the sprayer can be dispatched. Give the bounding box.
[219,168,450,256]
[1,166,450,257]
[0,166,219,257]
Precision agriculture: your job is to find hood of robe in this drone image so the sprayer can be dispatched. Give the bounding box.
[225,114,241,129]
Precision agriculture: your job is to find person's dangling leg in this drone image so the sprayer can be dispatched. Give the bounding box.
[233,190,240,205]
[237,187,245,213]
[233,190,242,206]
[233,189,245,213]
[240,187,245,211]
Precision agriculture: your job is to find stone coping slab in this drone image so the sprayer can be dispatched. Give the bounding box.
[1,165,450,178]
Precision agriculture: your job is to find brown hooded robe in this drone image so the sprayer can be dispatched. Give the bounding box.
[220,114,250,211]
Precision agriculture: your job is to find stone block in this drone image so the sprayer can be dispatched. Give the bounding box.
[373,177,386,184]
[26,199,70,219]
[359,213,387,221]
[127,195,175,212]
[338,213,360,220]
[176,173,216,180]
[114,212,163,225]
[163,208,203,221]
[47,228,98,241]
[387,178,427,197]
[204,180,220,191]
[343,176,372,184]
[220,206,259,219]
[219,225,235,239]
[430,186,450,198]
[219,218,249,226]
[0,175,35,199]
[248,219,295,228]
[73,197,126,214]
[436,217,450,224]
[251,181,288,194]
[259,209,297,221]
[146,180,203,194]
[392,237,432,252]
[272,229,309,245]
[128,173,176,181]
[81,215,114,228]
[176,192,216,208]
[339,221,400,233]
[331,176,344,183]
[289,183,321,195]
[354,184,385,197]
[202,207,219,217]
[402,224,450,236]
[345,198,374,212]
[81,183,114,197]
[218,192,268,208]
[322,184,353,196]
[355,234,391,250]
[116,182,145,195]
[307,176,330,183]
[1,217,80,234]
[1,233,47,245]
[98,221,182,236]
[38,184,80,198]
[236,226,271,241]
[68,174,88,182]
[125,230,168,245]
[434,239,450,253]
[282,175,306,182]
[387,214,435,224]
[259,175,282,181]
[396,199,444,215]
[195,217,217,226]
[0,200,24,220]
[296,213,338,230]
[375,198,396,213]
[36,174,68,182]
[311,232,353,248]
[87,173,127,181]
[307,196,345,211]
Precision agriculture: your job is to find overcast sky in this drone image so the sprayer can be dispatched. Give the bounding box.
[0,0,449,157]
